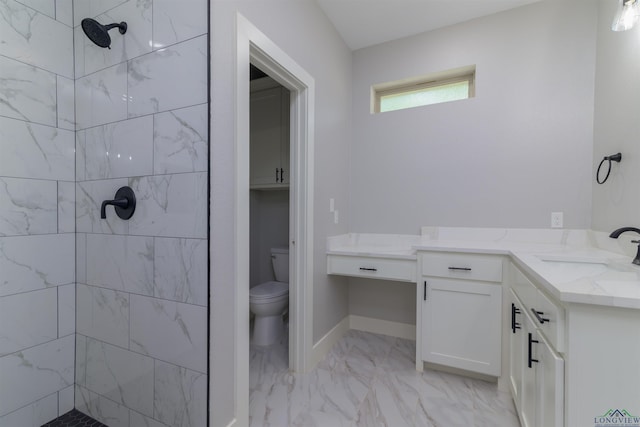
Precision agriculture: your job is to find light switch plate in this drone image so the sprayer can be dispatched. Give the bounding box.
[551,212,563,228]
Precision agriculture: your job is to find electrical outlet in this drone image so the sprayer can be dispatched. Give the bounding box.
[334,210,339,224]
[551,212,563,228]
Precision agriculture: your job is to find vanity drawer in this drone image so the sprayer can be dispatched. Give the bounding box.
[532,289,565,352]
[512,265,565,352]
[327,255,416,282]
[421,252,503,283]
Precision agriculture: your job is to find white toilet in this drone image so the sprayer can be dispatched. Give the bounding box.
[250,247,289,346]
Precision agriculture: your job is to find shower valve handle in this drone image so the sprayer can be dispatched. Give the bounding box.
[100,198,129,217]
[100,186,136,220]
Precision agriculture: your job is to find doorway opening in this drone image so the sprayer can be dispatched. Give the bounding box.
[223,13,316,426]
[248,64,291,354]
[247,39,314,373]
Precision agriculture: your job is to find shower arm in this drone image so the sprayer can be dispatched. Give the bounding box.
[104,22,127,34]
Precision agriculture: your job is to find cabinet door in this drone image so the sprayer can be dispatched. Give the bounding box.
[520,309,538,427]
[537,333,564,427]
[509,290,524,413]
[278,89,290,185]
[421,277,502,376]
[250,87,286,186]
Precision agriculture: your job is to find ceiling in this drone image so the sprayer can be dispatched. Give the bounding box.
[316,0,543,51]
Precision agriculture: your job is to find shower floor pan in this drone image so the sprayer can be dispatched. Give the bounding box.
[41,409,107,427]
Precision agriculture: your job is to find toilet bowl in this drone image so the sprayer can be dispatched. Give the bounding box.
[250,247,289,346]
[250,281,288,345]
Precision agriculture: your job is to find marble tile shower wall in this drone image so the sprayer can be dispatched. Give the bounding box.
[0,0,76,425]
[72,1,208,427]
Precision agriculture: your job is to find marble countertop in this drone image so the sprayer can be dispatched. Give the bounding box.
[327,228,640,310]
[326,233,423,260]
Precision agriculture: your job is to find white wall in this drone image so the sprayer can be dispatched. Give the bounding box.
[250,190,289,287]
[350,0,597,234]
[592,0,640,232]
[348,279,416,324]
[210,1,352,425]
[347,0,598,324]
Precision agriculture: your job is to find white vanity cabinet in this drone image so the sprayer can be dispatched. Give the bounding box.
[417,252,503,376]
[327,231,640,427]
[250,86,290,189]
[510,267,564,427]
[509,289,524,413]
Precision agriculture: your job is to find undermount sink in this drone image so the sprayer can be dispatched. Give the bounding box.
[533,254,610,281]
[536,254,609,266]
[597,280,640,298]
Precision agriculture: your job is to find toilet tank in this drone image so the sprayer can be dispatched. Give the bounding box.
[270,246,289,282]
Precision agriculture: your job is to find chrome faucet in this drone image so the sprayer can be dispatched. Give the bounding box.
[609,227,640,265]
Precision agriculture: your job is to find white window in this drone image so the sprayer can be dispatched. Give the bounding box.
[372,65,476,113]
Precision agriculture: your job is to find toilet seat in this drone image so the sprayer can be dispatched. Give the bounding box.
[250,281,288,300]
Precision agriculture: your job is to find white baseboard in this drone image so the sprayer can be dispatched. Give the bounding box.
[224,419,238,427]
[349,315,416,340]
[309,316,350,368]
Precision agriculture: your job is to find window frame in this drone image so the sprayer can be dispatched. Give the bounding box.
[372,66,476,113]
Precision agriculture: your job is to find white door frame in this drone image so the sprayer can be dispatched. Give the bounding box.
[231,12,315,426]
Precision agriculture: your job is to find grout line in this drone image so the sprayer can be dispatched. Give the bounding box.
[73,101,207,133]
[55,75,59,129]
[0,333,74,358]
[0,176,73,183]
[152,236,156,298]
[0,53,73,81]
[0,231,75,238]
[75,32,208,82]
[76,281,207,309]
[0,114,73,132]
[77,169,209,184]
[126,54,130,120]
[152,359,156,419]
[128,284,131,350]
[56,180,60,234]
[78,333,207,375]
[0,389,61,420]
[0,285,60,299]
[64,232,207,243]
[57,285,60,338]
[152,112,155,175]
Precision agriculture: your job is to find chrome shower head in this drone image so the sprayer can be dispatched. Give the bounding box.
[81,18,127,49]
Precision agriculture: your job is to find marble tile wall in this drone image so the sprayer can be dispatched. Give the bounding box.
[0,0,76,425]
[73,1,208,426]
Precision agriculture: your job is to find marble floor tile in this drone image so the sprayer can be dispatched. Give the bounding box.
[250,329,520,427]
